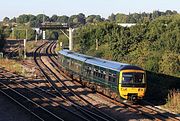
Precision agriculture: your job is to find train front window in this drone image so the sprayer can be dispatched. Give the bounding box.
[122,72,144,84]
[122,73,133,83]
[134,73,144,83]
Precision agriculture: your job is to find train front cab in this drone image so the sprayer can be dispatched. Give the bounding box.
[119,70,146,101]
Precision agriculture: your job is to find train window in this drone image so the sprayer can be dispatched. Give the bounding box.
[108,73,117,83]
[93,71,95,76]
[134,73,144,83]
[102,74,106,79]
[92,68,106,79]
[93,70,96,76]
[74,62,81,72]
[98,70,105,79]
[122,72,144,83]
[103,75,106,79]
[85,66,91,75]
[99,73,102,78]
[87,70,91,75]
[96,72,98,77]
[122,73,133,83]
[93,69,99,77]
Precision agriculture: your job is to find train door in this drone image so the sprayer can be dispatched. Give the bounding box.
[118,71,129,100]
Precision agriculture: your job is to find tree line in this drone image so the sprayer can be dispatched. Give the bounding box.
[0,10,177,42]
[73,14,180,77]
[1,10,178,28]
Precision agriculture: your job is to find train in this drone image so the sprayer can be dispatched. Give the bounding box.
[58,49,146,101]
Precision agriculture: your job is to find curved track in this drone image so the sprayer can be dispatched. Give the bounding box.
[34,41,117,121]
[48,41,180,121]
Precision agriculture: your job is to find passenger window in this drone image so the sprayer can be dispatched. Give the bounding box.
[86,67,91,75]
[108,73,117,83]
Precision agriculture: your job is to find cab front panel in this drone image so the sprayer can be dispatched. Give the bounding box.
[119,70,146,100]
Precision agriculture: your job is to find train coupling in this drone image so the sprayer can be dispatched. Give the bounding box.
[128,93,138,101]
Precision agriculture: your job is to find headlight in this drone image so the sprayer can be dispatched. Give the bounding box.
[138,88,144,91]
[121,88,127,91]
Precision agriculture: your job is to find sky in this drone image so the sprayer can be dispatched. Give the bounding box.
[0,0,180,20]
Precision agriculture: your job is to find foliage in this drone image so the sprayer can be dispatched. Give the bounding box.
[74,14,180,77]
[1,10,177,41]
[13,25,36,40]
[74,14,180,108]
[108,10,178,23]
[0,26,6,51]
[58,34,69,49]
[163,90,180,113]
[45,30,59,40]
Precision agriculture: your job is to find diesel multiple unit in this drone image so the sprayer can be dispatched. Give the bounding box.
[58,49,146,101]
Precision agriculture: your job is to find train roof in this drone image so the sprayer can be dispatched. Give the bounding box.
[59,49,87,62]
[58,49,143,71]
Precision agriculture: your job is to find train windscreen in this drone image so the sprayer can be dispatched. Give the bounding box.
[122,72,144,84]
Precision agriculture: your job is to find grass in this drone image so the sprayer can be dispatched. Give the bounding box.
[0,58,27,76]
[163,89,180,113]
[26,40,37,52]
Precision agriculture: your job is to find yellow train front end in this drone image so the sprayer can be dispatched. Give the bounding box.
[119,70,146,101]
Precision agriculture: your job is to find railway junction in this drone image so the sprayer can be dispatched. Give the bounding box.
[0,39,179,121]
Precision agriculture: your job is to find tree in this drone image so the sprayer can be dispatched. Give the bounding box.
[85,15,103,24]
[69,14,86,26]
[86,15,96,23]
[10,17,16,23]
[165,10,174,15]
[36,14,50,23]
[57,15,69,23]
[78,13,86,25]
[93,15,103,23]
[108,13,116,22]
[17,14,30,24]
[3,17,10,23]
[29,15,36,21]
[126,15,137,23]
[51,15,58,22]
[159,52,180,75]
[115,13,127,23]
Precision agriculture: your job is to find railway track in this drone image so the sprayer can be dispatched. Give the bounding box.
[0,41,96,121]
[34,41,117,121]
[139,100,180,120]
[47,41,180,121]
[47,41,118,120]
[0,69,63,121]
[1,40,178,120]
[0,68,91,121]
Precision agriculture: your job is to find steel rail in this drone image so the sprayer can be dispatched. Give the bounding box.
[34,42,99,121]
[0,72,90,121]
[35,41,115,121]
[49,41,180,121]
[45,41,117,121]
[0,81,64,121]
[47,41,117,121]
